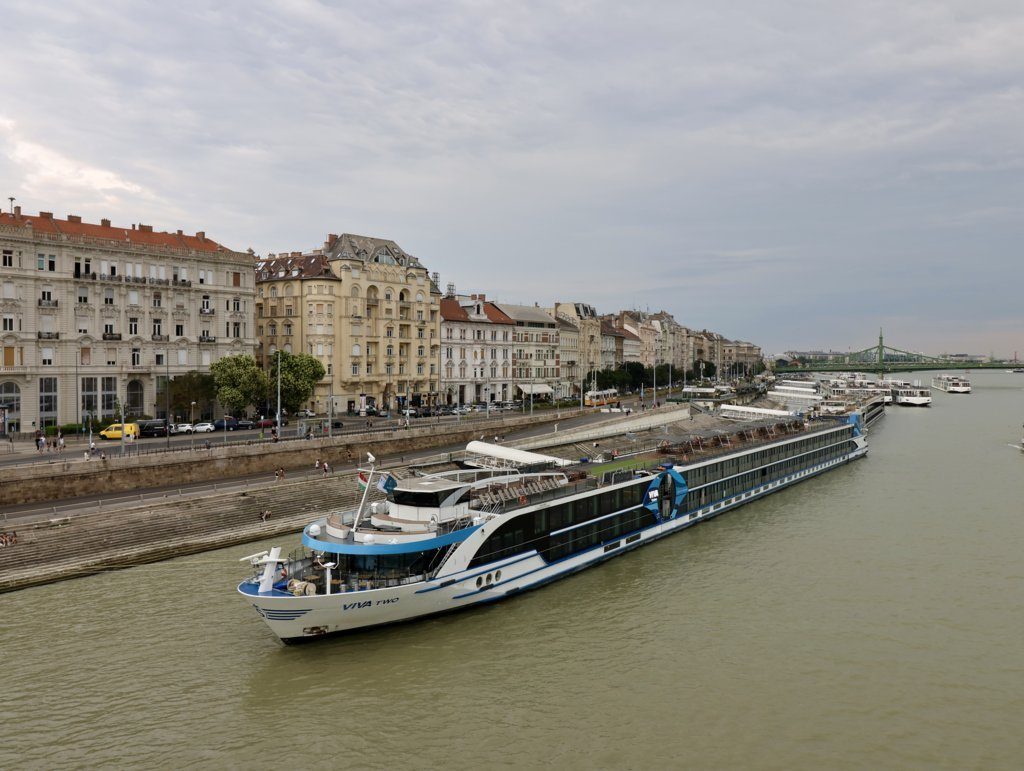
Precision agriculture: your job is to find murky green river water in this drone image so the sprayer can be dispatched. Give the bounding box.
[2,371,1023,769]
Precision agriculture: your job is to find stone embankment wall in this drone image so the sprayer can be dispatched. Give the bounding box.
[0,470,384,594]
[1,411,578,507]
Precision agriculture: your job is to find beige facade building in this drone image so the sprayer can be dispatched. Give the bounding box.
[492,302,560,400]
[256,233,441,415]
[0,208,255,433]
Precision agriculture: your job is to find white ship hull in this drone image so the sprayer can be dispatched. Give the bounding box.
[242,442,868,642]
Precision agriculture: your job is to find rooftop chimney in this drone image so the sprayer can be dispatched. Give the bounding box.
[13,205,21,216]
[196,231,205,240]
[101,218,111,227]
[67,214,81,223]
[176,229,183,236]
[39,211,53,219]
[138,224,152,233]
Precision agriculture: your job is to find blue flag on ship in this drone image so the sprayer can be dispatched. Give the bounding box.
[377,473,398,494]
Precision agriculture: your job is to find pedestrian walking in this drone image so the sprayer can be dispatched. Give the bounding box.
[90,440,97,456]
[315,458,321,469]
[322,461,330,477]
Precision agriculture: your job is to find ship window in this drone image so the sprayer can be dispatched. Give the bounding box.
[389,489,453,507]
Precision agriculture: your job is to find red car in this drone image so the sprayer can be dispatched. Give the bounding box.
[256,418,289,428]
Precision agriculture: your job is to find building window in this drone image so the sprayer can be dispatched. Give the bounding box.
[104,289,114,305]
[78,288,89,304]
[41,347,54,366]
[131,348,141,366]
[1,250,12,268]
[386,345,394,356]
[153,320,162,336]
[152,292,161,308]
[81,347,91,365]
[177,349,187,365]
[232,298,241,311]
[270,286,277,298]
[231,271,241,287]
[175,324,184,337]
[386,328,393,338]
[232,322,241,338]
[37,254,45,270]
[129,317,139,335]
[1,316,12,332]
[39,377,58,424]
[366,363,373,374]
[104,323,114,336]
[155,352,165,366]
[201,295,211,310]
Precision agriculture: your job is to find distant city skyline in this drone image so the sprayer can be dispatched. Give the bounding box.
[2,1,1021,356]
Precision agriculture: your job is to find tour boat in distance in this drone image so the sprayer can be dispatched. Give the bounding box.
[931,374,972,394]
[890,381,932,406]
[238,418,868,643]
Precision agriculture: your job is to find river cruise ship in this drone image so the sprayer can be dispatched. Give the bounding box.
[239,419,868,643]
[931,375,971,393]
[891,383,932,406]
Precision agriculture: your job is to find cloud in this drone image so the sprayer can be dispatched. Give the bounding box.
[1,0,1023,354]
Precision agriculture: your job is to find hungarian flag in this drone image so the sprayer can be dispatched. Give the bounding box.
[357,471,370,491]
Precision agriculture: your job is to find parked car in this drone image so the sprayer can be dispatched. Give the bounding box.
[99,422,140,440]
[400,408,417,418]
[296,409,316,418]
[256,417,289,428]
[331,418,345,429]
[137,419,169,438]
[193,422,216,433]
[235,418,256,430]
[172,423,194,434]
[213,417,239,431]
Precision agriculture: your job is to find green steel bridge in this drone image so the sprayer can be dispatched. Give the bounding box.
[774,330,1015,374]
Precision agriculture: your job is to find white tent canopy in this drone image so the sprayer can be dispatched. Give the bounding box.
[466,441,572,468]
[518,383,554,395]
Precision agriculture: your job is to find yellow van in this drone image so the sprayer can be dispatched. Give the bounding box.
[99,422,140,440]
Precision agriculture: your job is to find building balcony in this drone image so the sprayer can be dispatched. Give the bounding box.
[151,334,169,342]
[37,299,59,308]
[99,274,124,283]
[199,335,217,343]
[0,365,26,373]
[128,276,147,285]
[148,277,170,286]
[172,278,192,287]
[37,331,60,339]
[199,308,215,315]
[102,333,123,341]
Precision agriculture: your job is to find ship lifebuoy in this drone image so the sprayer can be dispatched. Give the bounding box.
[279,565,288,580]
[518,495,527,505]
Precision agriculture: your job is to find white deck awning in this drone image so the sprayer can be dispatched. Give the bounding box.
[518,383,554,395]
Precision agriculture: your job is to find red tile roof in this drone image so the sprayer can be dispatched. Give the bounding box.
[440,297,469,321]
[481,302,514,324]
[0,211,235,253]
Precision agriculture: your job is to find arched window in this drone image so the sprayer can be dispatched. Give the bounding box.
[385,289,393,301]
[399,290,409,302]
[416,291,424,302]
[270,286,278,298]
[269,323,277,336]
[283,344,292,354]
[284,285,293,296]
[352,343,361,356]
[351,285,361,298]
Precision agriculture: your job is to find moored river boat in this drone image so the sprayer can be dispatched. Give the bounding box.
[239,418,868,643]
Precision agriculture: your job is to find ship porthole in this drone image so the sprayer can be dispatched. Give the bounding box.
[486,573,493,584]
[495,570,502,581]
[476,576,483,588]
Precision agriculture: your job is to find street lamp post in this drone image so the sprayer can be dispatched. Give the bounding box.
[165,356,171,448]
[275,349,282,435]
[190,401,196,450]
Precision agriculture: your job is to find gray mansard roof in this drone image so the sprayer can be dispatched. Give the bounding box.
[325,233,425,270]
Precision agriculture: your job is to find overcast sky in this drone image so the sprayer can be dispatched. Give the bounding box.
[2,1,1022,355]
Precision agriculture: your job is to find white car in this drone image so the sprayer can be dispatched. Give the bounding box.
[172,423,194,434]
[296,409,316,418]
[193,422,216,433]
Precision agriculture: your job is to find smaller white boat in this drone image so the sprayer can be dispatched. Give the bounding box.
[891,382,932,406]
[931,375,971,393]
